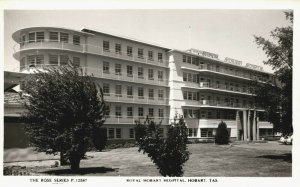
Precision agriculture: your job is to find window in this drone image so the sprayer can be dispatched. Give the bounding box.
[201,128,213,137]
[158,108,164,118]
[192,92,197,101]
[103,41,110,52]
[103,61,110,73]
[60,33,69,43]
[35,55,44,65]
[208,111,212,119]
[115,106,122,118]
[138,87,144,99]
[49,55,58,65]
[188,129,193,137]
[115,64,122,75]
[127,107,133,117]
[27,55,44,65]
[28,32,35,43]
[188,74,192,82]
[73,57,80,67]
[36,32,44,42]
[217,111,221,119]
[148,69,154,80]
[73,35,80,45]
[127,46,133,56]
[116,85,122,96]
[108,128,115,139]
[127,86,133,98]
[116,128,122,139]
[188,92,193,100]
[60,55,69,65]
[187,56,191,64]
[138,67,144,78]
[138,48,144,59]
[183,55,186,63]
[148,108,154,118]
[158,89,164,100]
[49,32,58,42]
[129,128,135,139]
[127,65,133,77]
[183,72,187,82]
[188,128,198,137]
[216,81,220,88]
[148,51,153,60]
[192,57,198,66]
[115,43,121,54]
[21,35,26,46]
[20,57,26,67]
[103,83,110,95]
[138,107,144,117]
[192,74,197,83]
[183,91,187,100]
[158,71,163,81]
[105,105,110,117]
[148,89,154,100]
[158,53,163,62]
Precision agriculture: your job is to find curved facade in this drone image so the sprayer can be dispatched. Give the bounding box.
[8,26,274,143]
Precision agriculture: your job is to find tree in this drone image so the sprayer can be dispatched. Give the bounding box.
[253,11,293,135]
[135,116,190,177]
[215,121,230,145]
[21,65,107,171]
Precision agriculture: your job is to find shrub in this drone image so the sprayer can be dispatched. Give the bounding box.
[135,116,190,177]
[215,121,230,144]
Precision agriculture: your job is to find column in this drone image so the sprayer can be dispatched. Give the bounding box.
[236,111,240,141]
[253,110,257,141]
[247,109,251,141]
[256,116,260,140]
[243,110,247,141]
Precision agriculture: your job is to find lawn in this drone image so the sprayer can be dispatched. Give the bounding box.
[3,142,292,177]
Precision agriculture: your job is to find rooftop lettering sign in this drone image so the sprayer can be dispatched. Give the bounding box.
[224,57,243,66]
[245,63,264,71]
[187,49,219,59]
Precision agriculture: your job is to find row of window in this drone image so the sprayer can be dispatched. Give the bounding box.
[103,84,165,99]
[103,41,163,61]
[22,31,80,45]
[188,128,225,138]
[106,106,165,118]
[183,109,236,119]
[182,54,271,82]
[183,72,253,92]
[182,54,200,66]
[103,61,165,80]
[20,54,80,67]
[183,91,253,105]
[107,127,164,139]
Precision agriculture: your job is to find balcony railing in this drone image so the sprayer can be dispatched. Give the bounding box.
[104,93,169,105]
[184,99,262,110]
[104,115,169,124]
[183,81,253,95]
[14,40,169,68]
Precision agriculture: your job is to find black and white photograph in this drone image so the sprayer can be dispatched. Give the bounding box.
[1,0,299,186]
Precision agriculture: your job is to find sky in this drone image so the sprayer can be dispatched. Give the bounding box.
[4,9,292,73]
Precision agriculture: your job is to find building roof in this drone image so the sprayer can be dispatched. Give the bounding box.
[81,27,171,51]
[4,92,23,106]
[12,26,94,42]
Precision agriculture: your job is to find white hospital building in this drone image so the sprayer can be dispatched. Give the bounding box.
[4,27,275,147]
